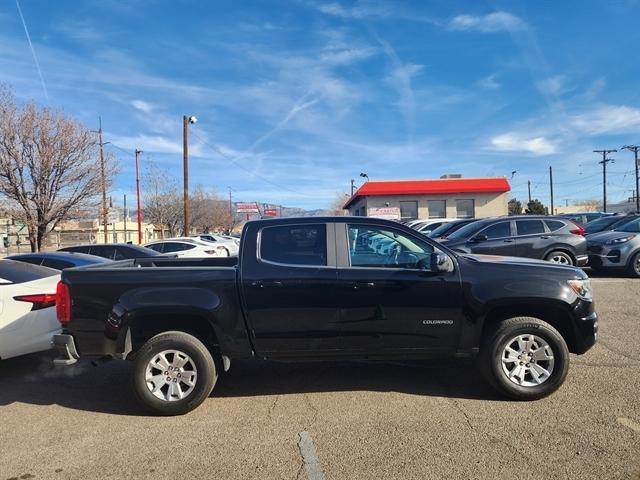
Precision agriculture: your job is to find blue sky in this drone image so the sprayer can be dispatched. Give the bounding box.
[2,0,640,210]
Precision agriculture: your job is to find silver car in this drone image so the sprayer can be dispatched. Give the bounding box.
[587,216,640,277]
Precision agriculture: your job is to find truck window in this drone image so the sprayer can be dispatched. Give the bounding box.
[260,224,327,266]
[347,225,433,269]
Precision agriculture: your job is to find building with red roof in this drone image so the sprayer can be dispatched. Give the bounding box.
[343,175,511,220]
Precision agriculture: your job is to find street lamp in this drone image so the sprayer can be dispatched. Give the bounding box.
[183,115,197,236]
[360,172,369,182]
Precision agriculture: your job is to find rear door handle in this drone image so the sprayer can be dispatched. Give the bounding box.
[251,281,283,288]
[540,236,550,239]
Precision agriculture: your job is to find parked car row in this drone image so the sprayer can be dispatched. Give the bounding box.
[404,212,640,275]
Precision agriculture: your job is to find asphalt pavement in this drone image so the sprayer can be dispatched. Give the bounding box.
[0,278,639,480]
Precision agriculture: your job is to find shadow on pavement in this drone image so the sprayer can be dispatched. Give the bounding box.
[0,352,502,416]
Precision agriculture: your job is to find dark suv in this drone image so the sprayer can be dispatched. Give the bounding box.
[440,216,587,266]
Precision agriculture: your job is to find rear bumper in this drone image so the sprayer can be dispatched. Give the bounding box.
[52,334,80,365]
[576,254,589,267]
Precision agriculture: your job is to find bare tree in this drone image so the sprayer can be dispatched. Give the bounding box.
[190,185,233,233]
[328,192,349,216]
[141,160,183,238]
[0,85,117,251]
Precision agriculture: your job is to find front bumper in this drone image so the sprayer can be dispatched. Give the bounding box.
[573,311,598,354]
[52,334,79,365]
[587,243,634,269]
[576,254,589,267]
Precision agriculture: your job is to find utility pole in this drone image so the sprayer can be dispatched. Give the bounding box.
[227,187,233,218]
[527,180,532,203]
[594,149,617,213]
[549,166,554,215]
[123,194,127,242]
[182,115,197,236]
[135,149,143,244]
[94,117,109,244]
[621,145,640,213]
[350,179,355,196]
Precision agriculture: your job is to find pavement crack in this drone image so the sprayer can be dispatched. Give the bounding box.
[598,339,640,362]
[267,395,280,420]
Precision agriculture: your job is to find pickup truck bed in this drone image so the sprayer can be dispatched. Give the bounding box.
[53,217,598,415]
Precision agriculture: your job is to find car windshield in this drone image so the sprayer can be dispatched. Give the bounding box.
[616,217,640,233]
[584,216,623,234]
[445,221,485,240]
[427,222,455,237]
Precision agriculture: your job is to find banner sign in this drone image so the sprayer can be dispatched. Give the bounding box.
[236,202,260,213]
[367,207,401,220]
[263,208,278,217]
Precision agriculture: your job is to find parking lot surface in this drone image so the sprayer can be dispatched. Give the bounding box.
[1,278,639,480]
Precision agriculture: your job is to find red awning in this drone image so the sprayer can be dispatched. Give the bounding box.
[343,177,511,209]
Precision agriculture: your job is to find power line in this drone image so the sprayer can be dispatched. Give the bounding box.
[594,149,617,213]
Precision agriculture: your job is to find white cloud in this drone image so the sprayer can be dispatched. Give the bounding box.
[490,133,556,155]
[537,75,566,95]
[317,1,391,19]
[478,73,501,89]
[571,105,640,135]
[318,47,377,66]
[448,12,526,33]
[131,99,154,113]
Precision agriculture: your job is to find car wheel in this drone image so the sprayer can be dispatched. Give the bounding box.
[627,251,640,278]
[131,331,217,415]
[480,317,569,400]
[545,250,574,266]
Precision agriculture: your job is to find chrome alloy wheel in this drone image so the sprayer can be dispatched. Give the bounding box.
[145,349,198,401]
[501,334,555,387]
[549,253,570,265]
[634,254,640,276]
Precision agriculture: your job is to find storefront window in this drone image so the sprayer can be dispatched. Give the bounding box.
[399,201,418,220]
[456,199,475,218]
[428,200,446,219]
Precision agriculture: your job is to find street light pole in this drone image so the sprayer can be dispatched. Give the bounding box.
[182,115,197,236]
[622,145,640,213]
[135,149,143,244]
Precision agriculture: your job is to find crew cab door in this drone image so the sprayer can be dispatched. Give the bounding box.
[467,220,516,256]
[335,223,464,354]
[240,223,341,357]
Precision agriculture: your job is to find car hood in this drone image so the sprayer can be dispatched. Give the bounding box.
[587,230,637,245]
[459,253,585,275]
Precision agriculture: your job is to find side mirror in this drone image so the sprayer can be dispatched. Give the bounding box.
[471,234,488,243]
[429,253,454,273]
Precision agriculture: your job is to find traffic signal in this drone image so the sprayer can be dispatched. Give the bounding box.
[3,236,8,248]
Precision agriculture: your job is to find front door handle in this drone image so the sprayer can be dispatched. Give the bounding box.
[540,235,550,239]
[503,239,514,243]
[353,281,376,289]
[252,280,283,288]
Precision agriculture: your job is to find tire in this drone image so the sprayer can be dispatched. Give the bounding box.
[131,331,217,415]
[480,317,570,400]
[627,251,640,278]
[545,250,574,266]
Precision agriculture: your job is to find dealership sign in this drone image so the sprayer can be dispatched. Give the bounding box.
[367,207,401,220]
[263,208,278,217]
[236,202,260,213]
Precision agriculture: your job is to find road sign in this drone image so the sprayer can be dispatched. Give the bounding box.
[236,202,260,213]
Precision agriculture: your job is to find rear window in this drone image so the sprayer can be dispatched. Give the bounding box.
[0,259,58,284]
[480,221,512,239]
[545,220,566,232]
[516,220,546,236]
[260,224,327,266]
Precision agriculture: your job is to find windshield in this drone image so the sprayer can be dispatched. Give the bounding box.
[584,216,623,234]
[616,217,640,233]
[445,221,485,240]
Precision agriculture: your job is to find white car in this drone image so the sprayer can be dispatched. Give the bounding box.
[0,260,61,360]
[414,218,458,234]
[144,238,229,257]
[192,234,239,256]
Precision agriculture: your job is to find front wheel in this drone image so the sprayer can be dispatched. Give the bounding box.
[627,251,640,278]
[131,331,217,415]
[480,317,570,400]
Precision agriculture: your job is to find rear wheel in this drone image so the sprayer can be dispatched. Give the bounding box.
[480,317,569,400]
[627,251,640,278]
[545,250,574,266]
[131,331,217,415]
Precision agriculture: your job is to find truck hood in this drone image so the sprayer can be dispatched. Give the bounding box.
[459,253,586,277]
[587,230,637,245]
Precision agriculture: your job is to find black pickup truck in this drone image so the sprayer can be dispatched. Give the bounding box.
[54,217,598,415]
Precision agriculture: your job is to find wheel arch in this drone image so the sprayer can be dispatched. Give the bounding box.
[479,301,579,353]
[543,247,576,264]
